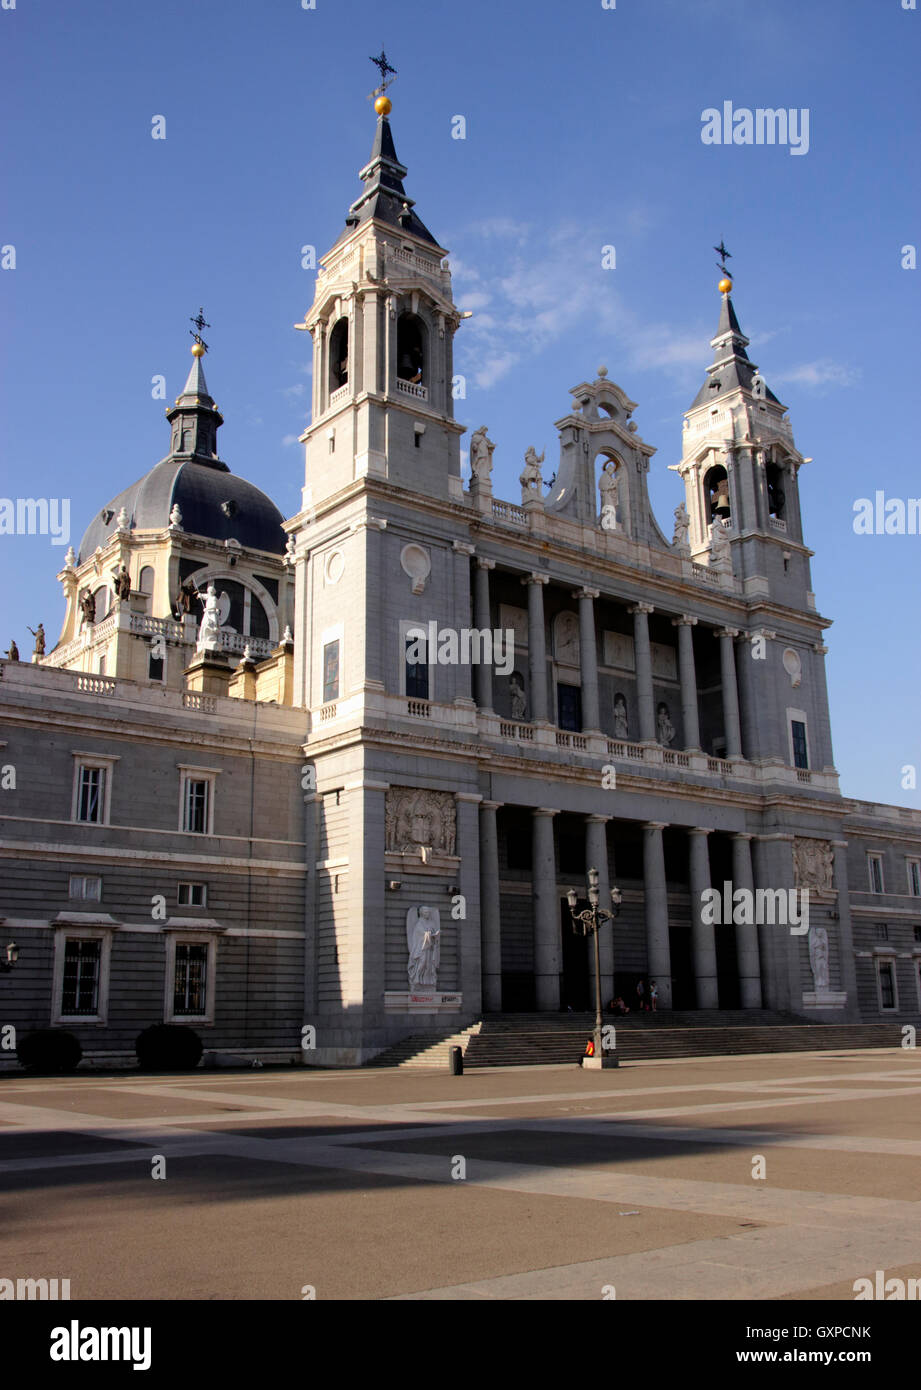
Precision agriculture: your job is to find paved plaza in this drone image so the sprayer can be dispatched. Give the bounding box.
[0,1049,919,1301]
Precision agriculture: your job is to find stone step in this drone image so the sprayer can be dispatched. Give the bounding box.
[366,1023,482,1069]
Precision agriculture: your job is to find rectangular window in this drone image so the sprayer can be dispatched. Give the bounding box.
[791,720,809,770]
[183,779,210,835]
[322,640,340,703]
[61,938,101,1016]
[173,942,209,1016]
[877,960,896,1011]
[908,859,921,898]
[69,874,101,902]
[76,766,106,824]
[405,634,430,700]
[177,882,207,907]
[875,923,889,942]
[148,649,165,682]
[868,853,885,894]
[914,926,921,944]
[557,684,582,732]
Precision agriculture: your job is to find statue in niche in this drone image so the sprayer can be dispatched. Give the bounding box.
[808,926,830,993]
[79,588,96,625]
[196,582,222,655]
[407,906,441,990]
[27,623,46,656]
[672,502,690,552]
[599,460,619,531]
[469,426,495,480]
[519,446,544,500]
[113,565,131,601]
[613,692,629,741]
[656,701,675,746]
[175,578,198,618]
[509,671,528,721]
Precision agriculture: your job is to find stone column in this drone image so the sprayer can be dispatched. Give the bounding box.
[574,588,601,733]
[673,616,701,751]
[731,833,762,1007]
[643,822,672,1008]
[688,827,718,1008]
[752,833,797,1011]
[523,574,550,725]
[455,792,483,1010]
[718,628,743,758]
[832,840,860,1019]
[630,602,656,742]
[479,800,503,1011]
[473,559,495,712]
[532,807,559,1010]
[586,815,614,1002]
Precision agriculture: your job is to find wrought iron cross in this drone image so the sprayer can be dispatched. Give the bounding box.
[369,48,397,95]
[714,240,732,276]
[189,308,210,350]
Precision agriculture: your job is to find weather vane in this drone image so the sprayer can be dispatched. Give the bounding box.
[189,308,211,353]
[714,240,732,277]
[368,48,397,101]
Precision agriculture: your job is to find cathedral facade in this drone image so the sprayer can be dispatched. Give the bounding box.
[2,109,920,1066]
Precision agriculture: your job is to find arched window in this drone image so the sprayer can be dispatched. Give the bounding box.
[704,465,730,525]
[93,586,110,619]
[329,318,349,390]
[396,313,425,385]
[765,462,786,520]
[139,565,155,594]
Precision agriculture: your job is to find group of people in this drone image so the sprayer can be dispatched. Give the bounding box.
[607,978,659,1015]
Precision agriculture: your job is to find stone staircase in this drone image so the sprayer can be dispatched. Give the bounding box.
[366,1022,483,1069]
[365,1010,909,1070]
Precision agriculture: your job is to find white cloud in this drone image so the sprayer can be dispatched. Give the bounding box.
[772,359,861,390]
[281,434,300,447]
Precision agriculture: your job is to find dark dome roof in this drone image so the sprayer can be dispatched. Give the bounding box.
[78,457,287,560]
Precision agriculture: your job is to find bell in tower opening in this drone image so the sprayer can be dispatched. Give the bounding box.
[329,318,349,389]
[397,312,425,385]
[705,465,731,524]
[766,461,786,520]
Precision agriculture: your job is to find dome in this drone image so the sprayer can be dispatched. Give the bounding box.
[78,457,287,560]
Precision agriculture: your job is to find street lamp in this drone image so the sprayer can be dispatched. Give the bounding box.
[0,942,19,974]
[567,871,622,1068]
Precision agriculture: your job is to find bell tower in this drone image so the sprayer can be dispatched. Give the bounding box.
[673,258,814,607]
[293,83,465,517]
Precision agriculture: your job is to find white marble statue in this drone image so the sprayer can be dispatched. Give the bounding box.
[672,501,690,552]
[519,446,544,500]
[613,693,629,741]
[407,905,441,990]
[709,519,731,573]
[196,582,222,655]
[656,701,675,746]
[599,460,619,531]
[469,426,495,481]
[808,926,830,993]
[509,672,527,721]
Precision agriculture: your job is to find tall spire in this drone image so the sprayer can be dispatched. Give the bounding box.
[689,261,782,410]
[337,55,439,247]
[165,327,227,471]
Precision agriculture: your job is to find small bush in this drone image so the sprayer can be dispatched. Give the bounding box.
[135,1023,203,1071]
[17,1029,82,1074]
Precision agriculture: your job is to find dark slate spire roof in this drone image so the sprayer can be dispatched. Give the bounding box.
[165,350,227,470]
[689,291,785,411]
[337,114,439,246]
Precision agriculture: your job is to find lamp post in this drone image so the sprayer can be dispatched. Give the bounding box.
[0,942,19,974]
[567,870,622,1069]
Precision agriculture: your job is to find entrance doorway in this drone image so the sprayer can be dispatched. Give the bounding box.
[668,925,695,1009]
[560,899,591,1010]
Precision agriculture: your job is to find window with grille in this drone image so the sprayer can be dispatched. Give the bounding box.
[61,938,101,1015]
[173,943,208,1016]
[908,860,921,898]
[868,854,884,894]
[791,720,808,770]
[405,634,429,699]
[76,766,106,824]
[322,640,340,703]
[878,960,896,1011]
[177,882,207,907]
[183,779,210,835]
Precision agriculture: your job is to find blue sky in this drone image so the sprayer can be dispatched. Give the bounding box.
[1,0,918,805]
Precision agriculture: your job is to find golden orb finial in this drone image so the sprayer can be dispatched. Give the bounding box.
[191,341,205,358]
[375,94,392,116]
[718,276,733,294]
